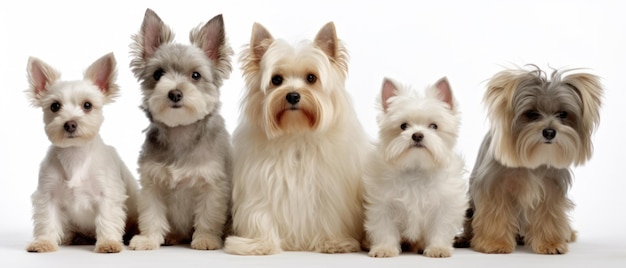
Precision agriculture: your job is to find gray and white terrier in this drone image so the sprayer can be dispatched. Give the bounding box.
[127,8,233,250]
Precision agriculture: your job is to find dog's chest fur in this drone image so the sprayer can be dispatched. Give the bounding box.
[139,114,229,189]
[44,139,114,231]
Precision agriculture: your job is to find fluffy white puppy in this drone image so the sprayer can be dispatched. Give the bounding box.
[364,77,467,258]
[25,53,138,253]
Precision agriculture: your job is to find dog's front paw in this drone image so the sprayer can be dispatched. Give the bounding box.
[94,239,123,253]
[532,241,568,254]
[368,245,400,258]
[472,238,514,254]
[191,234,222,250]
[320,238,360,253]
[26,240,58,253]
[423,246,452,258]
[128,235,159,250]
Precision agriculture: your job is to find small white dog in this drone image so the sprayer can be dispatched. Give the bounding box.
[364,77,467,258]
[25,53,138,253]
[128,9,233,250]
[224,22,372,255]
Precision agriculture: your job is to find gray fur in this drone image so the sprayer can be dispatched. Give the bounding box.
[128,8,233,250]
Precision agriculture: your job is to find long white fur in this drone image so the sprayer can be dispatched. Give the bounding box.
[224,22,372,255]
[364,78,467,258]
[26,54,138,253]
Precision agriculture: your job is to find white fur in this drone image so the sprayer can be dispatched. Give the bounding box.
[224,22,372,255]
[364,78,467,258]
[25,54,138,253]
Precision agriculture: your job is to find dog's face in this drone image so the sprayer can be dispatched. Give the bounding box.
[130,9,232,127]
[378,78,459,171]
[485,66,603,168]
[26,53,119,148]
[239,22,349,138]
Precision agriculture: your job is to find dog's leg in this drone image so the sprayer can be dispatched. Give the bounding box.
[129,185,169,250]
[525,180,573,254]
[93,198,126,253]
[470,196,517,254]
[365,210,401,257]
[26,190,65,253]
[191,183,229,250]
[423,216,459,258]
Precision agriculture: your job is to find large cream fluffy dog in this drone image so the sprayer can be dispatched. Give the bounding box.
[224,22,371,255]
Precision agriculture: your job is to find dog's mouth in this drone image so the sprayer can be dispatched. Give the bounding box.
[543,141,553,144]
[412,142,425,148]
[170,103,183,109]
[275,107,316,127]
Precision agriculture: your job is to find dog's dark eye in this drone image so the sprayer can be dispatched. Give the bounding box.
[429,123,438,130]
[400,123,408,130]
[271,75,283,86]
[556,111,568,119]
[153,68,165,81]
[50,102,61,112]
[306,74,317,84]
[525,110,541,121]
[83,102,92,111]
[191,72,201,81]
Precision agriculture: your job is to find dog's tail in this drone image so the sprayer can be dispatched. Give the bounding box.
[223,236,281,255]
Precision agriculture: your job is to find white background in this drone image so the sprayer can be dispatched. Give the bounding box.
[1,0,624,267]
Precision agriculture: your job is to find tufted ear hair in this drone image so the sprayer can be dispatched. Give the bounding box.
[484,68,537,167]
[26,56,61,107]
[314,22,348,77]
[432,77,454,110]
[562,72,603,133]
[189,14,234,85]
[381,77,400,113]
[84,52,119,103]
[129,8,174,79]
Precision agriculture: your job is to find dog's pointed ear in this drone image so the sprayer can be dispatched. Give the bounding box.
[381,78,399,112]
[130,8,174,78]
[315,22,339,59]
[314,22,348,76]
[138,9,173,59]
[26,56,61,106]
[85,53,119,102]
[250,22,273,59]
[434,77,454,110]
[190,14,233,83]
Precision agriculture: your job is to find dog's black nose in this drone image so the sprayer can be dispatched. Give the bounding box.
[543,128,556,140]
[168,89,183,103]
[286,92,300,105]
[64,120,77,133]
[412,132,424,142]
